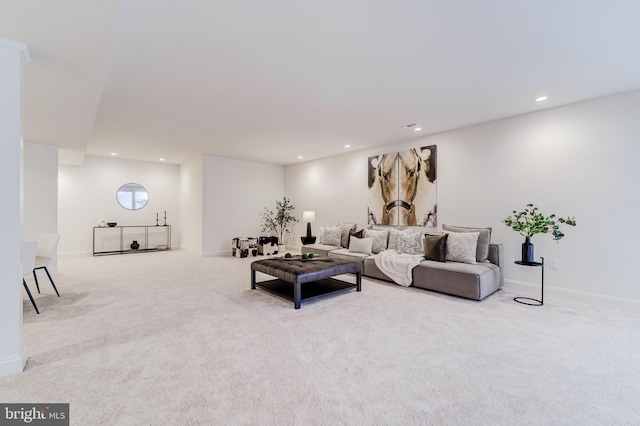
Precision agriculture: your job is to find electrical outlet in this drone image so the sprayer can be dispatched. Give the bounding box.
[549,258,559,270]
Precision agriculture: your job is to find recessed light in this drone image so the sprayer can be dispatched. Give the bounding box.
[159,158,165,162]
[298,155,304,159]
[344,144,351,148]
[404,123,418,129]
[536,96,548,102]
[413,127,422,132]
[110,153,117,156]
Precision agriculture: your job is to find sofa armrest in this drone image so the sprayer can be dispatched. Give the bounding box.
[488,243,504,288]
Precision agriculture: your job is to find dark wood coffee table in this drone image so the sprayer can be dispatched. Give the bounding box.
[251,257,362,309]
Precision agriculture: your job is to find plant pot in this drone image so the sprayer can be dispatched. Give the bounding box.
[521,237,534,263]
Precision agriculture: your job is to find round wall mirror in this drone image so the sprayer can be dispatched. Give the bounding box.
[117,183,149,210]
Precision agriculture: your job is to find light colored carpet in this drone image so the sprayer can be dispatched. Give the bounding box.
[2,251,639,425]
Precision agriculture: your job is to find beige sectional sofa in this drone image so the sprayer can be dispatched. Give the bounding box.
[301,224,504,301]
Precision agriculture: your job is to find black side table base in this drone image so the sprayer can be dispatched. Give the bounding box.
[514,297,543,306]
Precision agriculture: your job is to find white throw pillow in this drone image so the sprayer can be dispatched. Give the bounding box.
[320,226,342,246]
[444,231,479,264]
[387,228,405,251]
[348,237,373,255]
[397,231,424,255]
[364,228,389,253]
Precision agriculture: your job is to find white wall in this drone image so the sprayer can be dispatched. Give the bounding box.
[58,155,180,255]
[179,156,203,254]
[203,155,284,256]
[0,39,27,377]
[285,90,640,311]
[23,142,58,242]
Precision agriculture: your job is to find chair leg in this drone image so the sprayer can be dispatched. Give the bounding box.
[33,270,40,294]
[23,279,40,314]
[43,267,60,297]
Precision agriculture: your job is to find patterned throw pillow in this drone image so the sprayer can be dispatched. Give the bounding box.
[364,228,389,253]
[442,224,492,262]
[444,231,479,264]
[397,231,424,255]
[387,228,405,251]
[320,226,342,246]
[347,229,364,248]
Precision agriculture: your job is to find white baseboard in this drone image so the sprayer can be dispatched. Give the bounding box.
[0,346,26,378]
[505,279,640,314]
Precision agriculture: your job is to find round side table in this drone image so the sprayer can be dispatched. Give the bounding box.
[514,257,544,306]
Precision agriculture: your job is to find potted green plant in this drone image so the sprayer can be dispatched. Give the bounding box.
[260,197,299,253]
[503,203,576,263]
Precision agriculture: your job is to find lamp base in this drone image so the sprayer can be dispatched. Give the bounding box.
[301,236,316,245]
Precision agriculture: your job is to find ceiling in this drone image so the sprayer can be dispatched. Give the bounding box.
[3,0,640,166]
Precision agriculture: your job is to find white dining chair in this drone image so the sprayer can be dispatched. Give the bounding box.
[22,241,39,314]
[33,233,61,297]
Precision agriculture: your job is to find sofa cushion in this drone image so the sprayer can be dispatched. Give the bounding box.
[364,228,389,254]
[319,226,342,246]
[336,222,357,248]
[424,233,448,262]
[444,231,479,264]
[348,236,372,255]
[442,224,492,262]
[387,228,404,251]
[300,243,340,257]
[397,230,424,255]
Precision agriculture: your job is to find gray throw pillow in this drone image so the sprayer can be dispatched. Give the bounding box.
[442,224,491,262]
[337,222,357,248]
[424,233,448,262]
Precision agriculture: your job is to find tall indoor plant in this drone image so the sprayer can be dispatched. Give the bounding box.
[260,197,298,251]
[503,203,576,263]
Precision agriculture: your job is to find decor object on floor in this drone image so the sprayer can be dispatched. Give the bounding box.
[260,197,298,250]
[251,257,361,309]
[116,182,148,210]
[130,240,140,250]
[301,210,316,245]
[232,237,258,258]
[107,222,117,227]
[514,257,544,306]
[258,236,278,255]
[97,219,107,227]
[367,145,437,226]
[33,233,61,297]
[503,203,576,263]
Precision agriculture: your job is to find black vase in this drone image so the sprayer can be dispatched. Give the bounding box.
[521,237,534,263]
[130,240,140,250]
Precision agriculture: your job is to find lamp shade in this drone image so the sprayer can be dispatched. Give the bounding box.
[302,211,315,222]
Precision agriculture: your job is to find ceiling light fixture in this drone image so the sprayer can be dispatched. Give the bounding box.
[110,152,117,156]
[344,144,351,148]
[404,123,418,129]
[536,96,548,102]
[298,155,304,159]
[159,158,165,162]
[413,127,422,132]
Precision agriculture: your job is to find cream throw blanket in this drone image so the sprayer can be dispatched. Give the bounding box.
[373,250,424,287]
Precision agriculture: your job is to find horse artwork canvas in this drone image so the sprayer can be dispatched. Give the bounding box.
[367,145,437,227]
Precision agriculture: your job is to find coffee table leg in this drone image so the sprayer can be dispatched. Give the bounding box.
[251,269,256,289]
[356,271,361,292]
[294,281,301,309]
